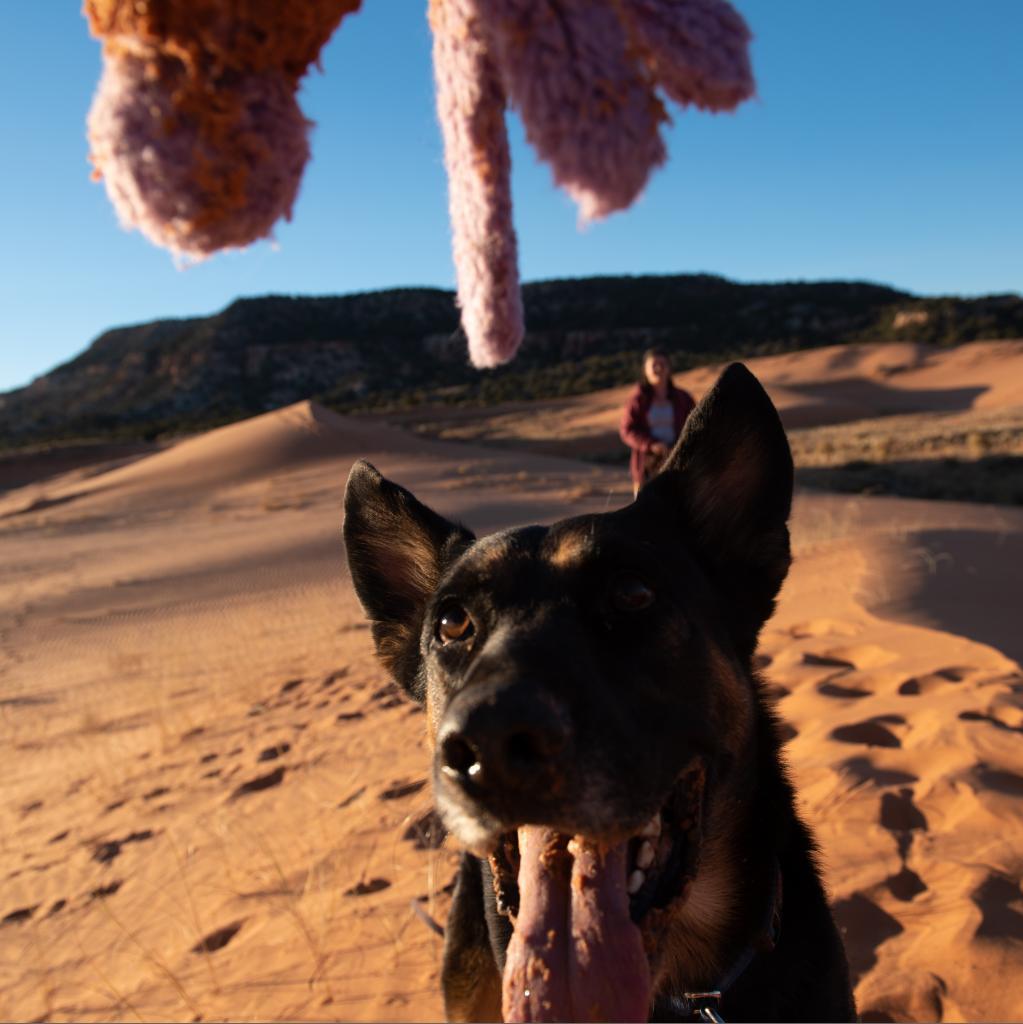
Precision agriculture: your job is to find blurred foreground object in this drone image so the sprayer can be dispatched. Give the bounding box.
[85,0,361,258]
[85,0,753,368]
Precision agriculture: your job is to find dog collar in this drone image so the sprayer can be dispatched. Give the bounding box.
[661,861,783,1023]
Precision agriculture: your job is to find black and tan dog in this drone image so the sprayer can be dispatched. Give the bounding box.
[343,364,855,1022]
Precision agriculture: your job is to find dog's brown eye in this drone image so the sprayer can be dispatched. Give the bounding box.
[437,603,474,644]
[611,574,655,612]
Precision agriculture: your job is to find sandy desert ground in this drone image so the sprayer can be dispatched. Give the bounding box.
[2,341,1022,1022]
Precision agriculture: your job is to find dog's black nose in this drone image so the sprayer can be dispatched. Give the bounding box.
[438,689,569,796]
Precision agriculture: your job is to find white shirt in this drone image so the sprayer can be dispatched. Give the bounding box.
[648,399,675,446]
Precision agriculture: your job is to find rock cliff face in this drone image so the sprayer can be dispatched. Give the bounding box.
[3,276,1020,446]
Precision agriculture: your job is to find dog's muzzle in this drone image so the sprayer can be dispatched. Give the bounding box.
[436,679,573,823]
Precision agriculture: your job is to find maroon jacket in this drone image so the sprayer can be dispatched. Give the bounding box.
[619,382,696,488]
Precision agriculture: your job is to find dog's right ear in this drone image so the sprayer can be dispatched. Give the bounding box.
[343,460,475,698]
[639,364,793,658]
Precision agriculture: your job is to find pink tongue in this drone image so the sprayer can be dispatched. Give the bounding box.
[502,826,651,1022]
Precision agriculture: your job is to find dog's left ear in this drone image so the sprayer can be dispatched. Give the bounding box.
[643,363,793,657]
[343,460,475,698]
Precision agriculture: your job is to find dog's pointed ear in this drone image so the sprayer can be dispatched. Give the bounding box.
[343,460,475,698]
[643,363,793,656]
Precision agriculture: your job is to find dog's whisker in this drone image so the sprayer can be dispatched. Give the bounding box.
[409,898,445,938]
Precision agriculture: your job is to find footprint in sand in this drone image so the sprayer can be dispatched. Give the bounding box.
[88,880,123,901]
[818,681,873,700]
[959,709,1023,735]
[887,865,927,902]
[322,668,349,690]
[1,905,39,927]
[803,652,856,670]
[257,742,291,762]
[229,766,286,800]
[971,871,1023,941]
[403,809,446,850]
[879,787,928,864]
[48,830,69,844]
[972,763,1023,797]
[191,921,243,954]
[879,788,928,834]
[831,716,906,749]
[776,721,798,745]
[371,682,401,702]
[280,678,303,695]
[92,830,155,865]
[799,651,876,697]
[380,779,428,800]
[344,877,391,896]
[761,681,790,702]
[47,899,66,917]
[899,667,971,695]
[336,710,365,723]
[868,786,930,902]
[142,786,170,801]
[830,892,904,986]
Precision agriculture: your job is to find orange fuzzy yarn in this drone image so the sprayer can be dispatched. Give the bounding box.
[84,0,360,81]
[85,0,361,257]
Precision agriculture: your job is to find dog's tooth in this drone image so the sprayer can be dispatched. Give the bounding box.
[639,815,661,838]
[637,840,655,870]
[627,869,645,895]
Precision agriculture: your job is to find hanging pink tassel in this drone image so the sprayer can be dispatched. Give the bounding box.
[479,0,668,222]
[429,0,524,369]
[623,0,754,111]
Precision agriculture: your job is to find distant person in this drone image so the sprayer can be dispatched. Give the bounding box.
[619,349,696,496]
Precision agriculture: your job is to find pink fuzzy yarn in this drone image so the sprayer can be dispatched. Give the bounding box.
[479,0,668,222]
[88,54,310,258]
[625,0,754,111]
[430,0,524,368]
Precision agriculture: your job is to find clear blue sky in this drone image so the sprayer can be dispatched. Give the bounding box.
[2,1,1020,392]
